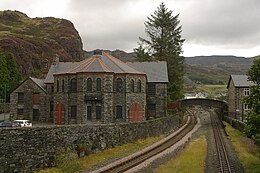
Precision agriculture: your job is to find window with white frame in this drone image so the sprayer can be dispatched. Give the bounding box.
[244,88,250,96]
[244,103,251,110]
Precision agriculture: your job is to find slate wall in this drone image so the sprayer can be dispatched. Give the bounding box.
[0,114,183,173]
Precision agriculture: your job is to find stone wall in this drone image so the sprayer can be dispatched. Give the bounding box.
[224,115,246,132]
[147,83,167,118]
[0,114,183,173]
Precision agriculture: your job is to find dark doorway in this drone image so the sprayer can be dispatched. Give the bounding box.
[33,109,40,121]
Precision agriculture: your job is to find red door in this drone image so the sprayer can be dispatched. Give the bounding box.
[54,103,65,125]
[129,103,142,122]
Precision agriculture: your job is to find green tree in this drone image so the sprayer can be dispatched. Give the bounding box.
[134,44,151,62]
[134,2,185,100]
[244,58,260,143]
[0,49,22,103]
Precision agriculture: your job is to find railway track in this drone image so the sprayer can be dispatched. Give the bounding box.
[93,112,197,173]
[211,113,234,173]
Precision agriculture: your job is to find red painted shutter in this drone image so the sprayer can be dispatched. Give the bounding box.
[129,103,142,122]
[54,103,65,125]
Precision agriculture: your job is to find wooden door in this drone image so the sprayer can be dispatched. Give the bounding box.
[129,103,142,122]
[54,103,65,125]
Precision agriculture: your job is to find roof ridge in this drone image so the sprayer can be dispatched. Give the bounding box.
[125,62,145,74]
[29,77,46,92]
[96,56,113,72]
[68,58,93,73]
[103,51,126,73]
[82,57,97,72]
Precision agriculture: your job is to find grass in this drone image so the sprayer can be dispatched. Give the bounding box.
[185,84,227,100]
[225,122,260,173]
[38,135,165,173]
[196,84,227,96]
[155,136,207,173]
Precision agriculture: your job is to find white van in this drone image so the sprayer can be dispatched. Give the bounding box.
[13,120,32,127]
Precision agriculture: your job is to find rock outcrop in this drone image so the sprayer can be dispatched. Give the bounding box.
[0,10,84,77]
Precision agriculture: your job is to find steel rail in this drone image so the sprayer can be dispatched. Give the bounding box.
[94,113,197,173]
[211,114,233,173]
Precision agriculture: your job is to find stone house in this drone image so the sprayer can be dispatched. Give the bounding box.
[10,51,168,124]
[227,75,254,122]
[10,77,47,121]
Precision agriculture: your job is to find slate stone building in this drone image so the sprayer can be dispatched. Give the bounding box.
[10,51,168,124]
[227,75,253,122]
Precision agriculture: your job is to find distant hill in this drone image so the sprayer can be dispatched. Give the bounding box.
[0,10,84,78]
[84,49,136,62]
[184,55,254,85]
[86,50,255,85]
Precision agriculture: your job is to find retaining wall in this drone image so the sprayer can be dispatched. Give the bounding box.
[223,115,246,132]
[0,114,183,173]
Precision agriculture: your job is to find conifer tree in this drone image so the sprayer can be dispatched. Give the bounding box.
[0,49,22,102]
[134,2,185,100]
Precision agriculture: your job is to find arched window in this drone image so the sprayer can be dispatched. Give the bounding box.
[96,106,101,120]
[50,101,54,120]
[116,78,123,92]
[130,79,134,92]
[62,79,64,92]
[96,78,101,92]
[137,80,141,93]
[116,105,123,119]
[56,80,59,92]
[70,78,77,93]
[87,78,92,92]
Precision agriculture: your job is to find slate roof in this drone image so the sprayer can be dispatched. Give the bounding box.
[44,52,146,83]
[57,56,113,74]
[44,62,79,83]
[227,75,254,88]
[30,77,46,91]
[127,61,168,83]
[100,52,144,74]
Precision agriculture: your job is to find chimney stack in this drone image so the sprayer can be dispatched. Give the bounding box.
[53,55,59,66]
[93,49,102,55]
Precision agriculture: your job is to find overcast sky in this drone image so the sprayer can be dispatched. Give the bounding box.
[1,0,260,57]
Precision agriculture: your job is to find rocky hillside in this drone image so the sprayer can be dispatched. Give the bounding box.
[185,56,254,85]
[0,10,84,78]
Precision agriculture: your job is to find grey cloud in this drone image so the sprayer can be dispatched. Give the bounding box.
[79,18,146,51]
[67,0,147,51]
[2,0,259,53]
[69,0,260,51]
[181,0,260,48]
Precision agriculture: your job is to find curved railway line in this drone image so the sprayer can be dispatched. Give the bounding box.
[211,112,234,173]
[93,112,197,173]
[91,98,233,173]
